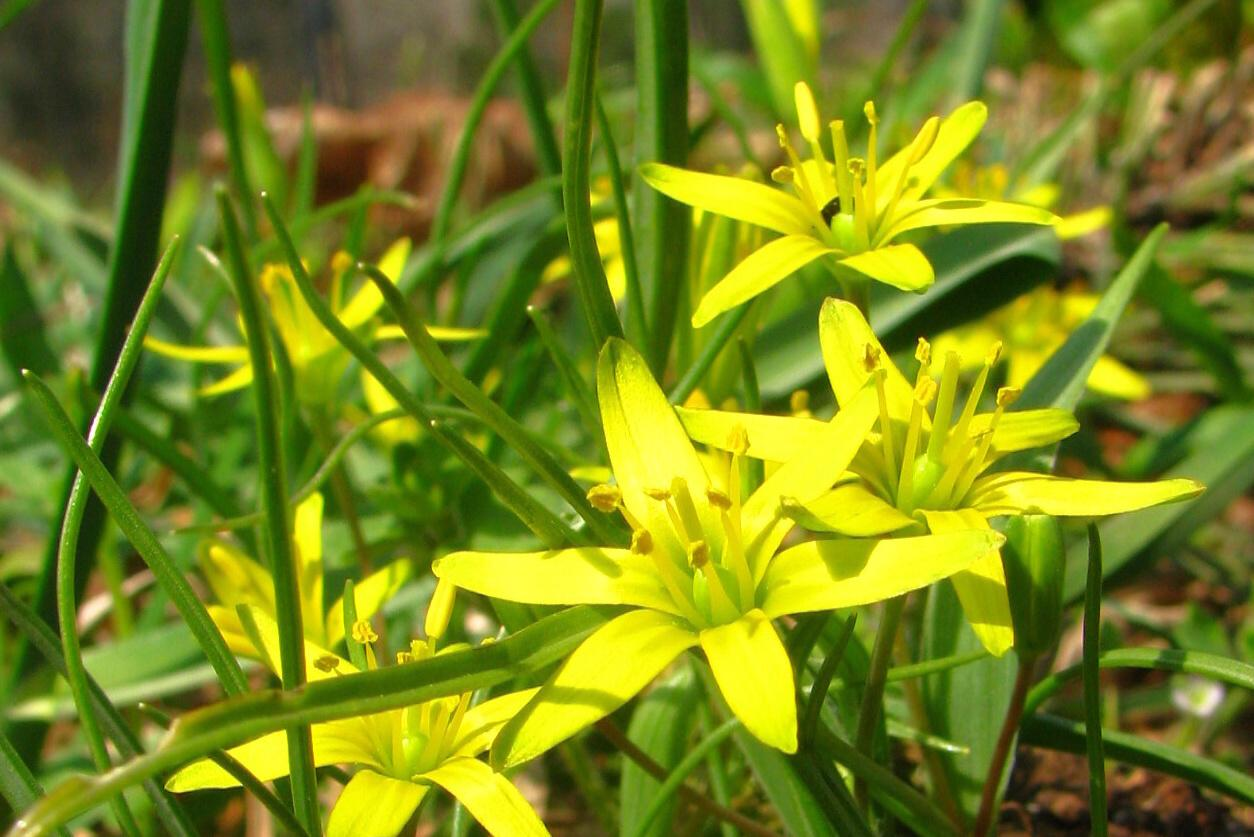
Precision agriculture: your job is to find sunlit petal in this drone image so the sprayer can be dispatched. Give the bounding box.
[701,611,796,752]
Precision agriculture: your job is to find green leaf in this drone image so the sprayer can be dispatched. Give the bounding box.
[0,243,59,381]
[734,730,833,837]
[620,668,699,837]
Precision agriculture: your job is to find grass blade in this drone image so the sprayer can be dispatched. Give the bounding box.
[1082,524,1108,835]
[0,244,58,380]
[486,0,562,179]
[628,719,741,837]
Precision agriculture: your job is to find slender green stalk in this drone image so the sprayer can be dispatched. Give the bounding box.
[1084,525,1108,835]
[310,411,372,572]
[853,595,907,808]
[0,583,195,837]
[634,0,690,374]
[0,731,57,832]
[564,0,625,348]
[668,301,754,404]
[23,377,249,699]
[527,306,601,443]
[350,257,619,543]
[694,700,736,837]
[215,189,320,834]
[595,93,647,343]
[802,615,856,746]
[54,241,185,837]
[429,419,583,548]
[486,0,562,179]
[629,719,741,837]
[193,0,256,239]
[848,0,926,125]
[972,659,1034,837]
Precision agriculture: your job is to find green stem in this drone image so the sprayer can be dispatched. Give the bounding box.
[216,189,320,835]
[853,595,906,809]
[564,0,624,348]
[628,719,741,837]
[668,301,754,404]
[971,657,1034,837]
[802,615,857,746]
[595,92,647,345]
[310,412,372,573]
[1083,524,1108,835]
[486,0,562,179]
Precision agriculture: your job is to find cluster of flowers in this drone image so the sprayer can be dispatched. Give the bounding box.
[166,84,1200,835]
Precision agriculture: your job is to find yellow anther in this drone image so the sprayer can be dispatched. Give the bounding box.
[915,377,938,406]
[687,540,710,569]
[630,528,654,555]
[313,655,341,673]
[705,487,732,511]
[863,101,878,125]
[771,165,794,184]
[996,387,1022,409]
[915,338,932,366]
[643,487,672,502]
[726,425,750,455]
[396,651,414,665]
[409,639,431,662]
[330,250,353,275]
[789,390,811,415]
[586,483,622,513]
[863,343,882,372]
[351,620,378,645]
[848,158,865,178]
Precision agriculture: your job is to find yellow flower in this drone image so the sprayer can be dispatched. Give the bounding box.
[199,492,410,653]
[938,161,1111,241]
[167,583,549,837]
[680,299,1202,656]
[433,339,1002,760]
[930,285,1151,401]
[641,82,1057,326]
[146,238,484,406]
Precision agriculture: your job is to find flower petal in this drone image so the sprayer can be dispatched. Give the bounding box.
[836,243,934,292]
[433,547,679,615]
[419,757,547,837]
[144,337,250,364]
[491,609,697,769]
[198,541,275,614]
[759,529,1004,617]
[693,235,835,327]
[326,560,413,648]
[917,509,1013,657]
[819,298,915,414]
[293,492,325,634]
[784,482,917,537]
[326,769,427,837]
[677,406,827,463]
[1087,355,1151,401]
[375,323,488,342]
[450,689,541,758]
[968,408,1080,454]
[880,198,1057,242]
[598,339,717,554]
[700,611,796,752]
[874,101,987,208]
[741,384,880,575]
[166,717,381,791]
[196,364,255,398]
[970,473,1204,518]
[639,163,812,237]
[234,604,355,682]
[339,237,412,329]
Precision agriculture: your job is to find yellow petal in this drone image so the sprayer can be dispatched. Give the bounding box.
[917,509,1013,657]
[741,384,880,574]
[875,101,987,210]
[195,364,255,398]
[450,689,541,758]
[819,298,914,414]
[759,530,1004,617]
[144,337,250,364]
[375,323,488,342]
[206,604,265,660]
[433,547,680,616]
[970,473,1204,518]
[677,406,827,463]
[693,235,834,327]
[881,198,1057,242]
[293,492,325,630]
[836,243,934,291]
[968,408,1080,454]
[639,163,813,237]
[700,611,797,752]
[419,757,548,837]
[235,604,355,682]
[1055,206,1111,240]
[1087,355,1151,401]
[491,609,697,769]
[326,560,412,648]
[784,482,917,537]
[198,541,275,614]
[166,717,381,791]
[327,769,427,837]
[339,237,412,329]
[598,339,718,556]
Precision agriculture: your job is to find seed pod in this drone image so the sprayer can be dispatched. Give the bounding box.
[1003,514,1066,660]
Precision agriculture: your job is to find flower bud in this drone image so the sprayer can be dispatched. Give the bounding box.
[1002,514,1065,659]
